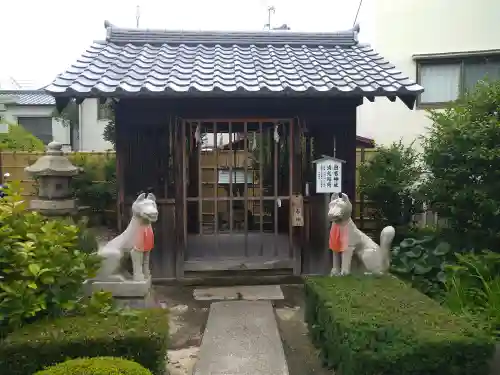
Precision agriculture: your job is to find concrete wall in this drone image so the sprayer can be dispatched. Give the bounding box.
[357,0,500,147]
[79,98,113,152]
[1,104,69,145]
[1,99,112,151]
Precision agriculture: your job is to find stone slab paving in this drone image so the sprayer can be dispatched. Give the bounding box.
[193,300,289,375]
[193,285,284,301]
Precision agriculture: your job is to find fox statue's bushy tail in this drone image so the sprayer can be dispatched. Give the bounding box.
[380,226,396,272]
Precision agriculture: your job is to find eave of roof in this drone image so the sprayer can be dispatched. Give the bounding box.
[0,90,55,106]
[413,49,500,61]
[45,21,423,110]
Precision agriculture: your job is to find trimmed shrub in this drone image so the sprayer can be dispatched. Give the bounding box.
[0,309,168,375]
[34,357,152,375]
[304,275,494,375]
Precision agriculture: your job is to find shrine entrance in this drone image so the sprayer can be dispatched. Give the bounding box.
[181,118,302,273]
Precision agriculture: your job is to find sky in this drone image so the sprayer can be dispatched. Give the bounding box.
[0,0,372,89]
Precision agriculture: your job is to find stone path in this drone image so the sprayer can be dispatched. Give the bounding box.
[193,300,289,375]
[193,285,284,301]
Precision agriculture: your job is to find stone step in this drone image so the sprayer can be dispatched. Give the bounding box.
[193,300,288,375]
[193,285,284,301]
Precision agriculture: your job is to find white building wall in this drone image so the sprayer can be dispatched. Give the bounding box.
[1,105,70,145]
[357,0,500,146]
[79,98,113,152]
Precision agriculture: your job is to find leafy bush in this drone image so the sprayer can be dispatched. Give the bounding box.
[0,120,44,151]
[391,235,452,298]
[304,275,494,375]
[76,218,99,255]
[34,357,152,375]
[421,79,500,251]
[358,141,423,231]
[0,309,169,375]
[69,153,117,227]
[445,250,500,337]
[0,182,101,331]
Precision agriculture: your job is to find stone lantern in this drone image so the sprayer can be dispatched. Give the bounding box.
[25,141,80,216]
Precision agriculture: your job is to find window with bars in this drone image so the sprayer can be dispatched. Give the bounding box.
[416,54,500,107]
[97,101,110,120]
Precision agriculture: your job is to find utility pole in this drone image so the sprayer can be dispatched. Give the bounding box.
[264,6,275,30]
[263,6,290,31]
[136,5,141,28]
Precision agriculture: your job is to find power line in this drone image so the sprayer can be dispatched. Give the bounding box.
[353,0,363,27]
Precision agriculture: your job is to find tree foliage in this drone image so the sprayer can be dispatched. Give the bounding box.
[52,99,78,128]
[0,120,44,151]
[421,80,500,251]
[358,141,423,229]
[102,101,116,149]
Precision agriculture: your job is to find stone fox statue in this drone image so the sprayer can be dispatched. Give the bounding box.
[95,192,158,282]
[328,193,395,276]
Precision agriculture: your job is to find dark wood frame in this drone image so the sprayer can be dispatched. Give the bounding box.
[181,118,301,274]
[114,96,360,279]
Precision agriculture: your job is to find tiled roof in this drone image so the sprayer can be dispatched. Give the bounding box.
[45,21,423,108]
[0,90,55,105]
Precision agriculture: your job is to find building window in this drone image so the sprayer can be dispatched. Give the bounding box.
[97,101,110,120]
[17,116,53,144]
[416,54,500,107]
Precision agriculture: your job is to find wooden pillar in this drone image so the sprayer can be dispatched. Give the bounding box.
[335,109,357,208]
[114,101,126,232]
[174,117,186,279]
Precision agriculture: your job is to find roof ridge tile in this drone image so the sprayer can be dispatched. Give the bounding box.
[103,20,359,47]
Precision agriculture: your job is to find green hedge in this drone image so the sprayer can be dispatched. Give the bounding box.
[34,357,152,375]
[0,310,168,375]
[304,275,494,375]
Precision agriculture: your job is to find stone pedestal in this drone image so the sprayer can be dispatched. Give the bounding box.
[83,278,156,309]
[30,198,77,216]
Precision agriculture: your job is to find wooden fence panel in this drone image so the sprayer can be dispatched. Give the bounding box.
[0,148,385,232]
[0,151,116,204]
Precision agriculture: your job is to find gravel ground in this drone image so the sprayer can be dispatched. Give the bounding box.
[154,285,210,375]
[277,285,332,375]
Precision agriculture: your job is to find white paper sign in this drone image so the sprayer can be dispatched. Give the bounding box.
[315,159,342,193]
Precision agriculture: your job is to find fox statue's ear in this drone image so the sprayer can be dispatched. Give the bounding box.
[341,193,350,202]
[146,193,156,202]
[136,192,146,201]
